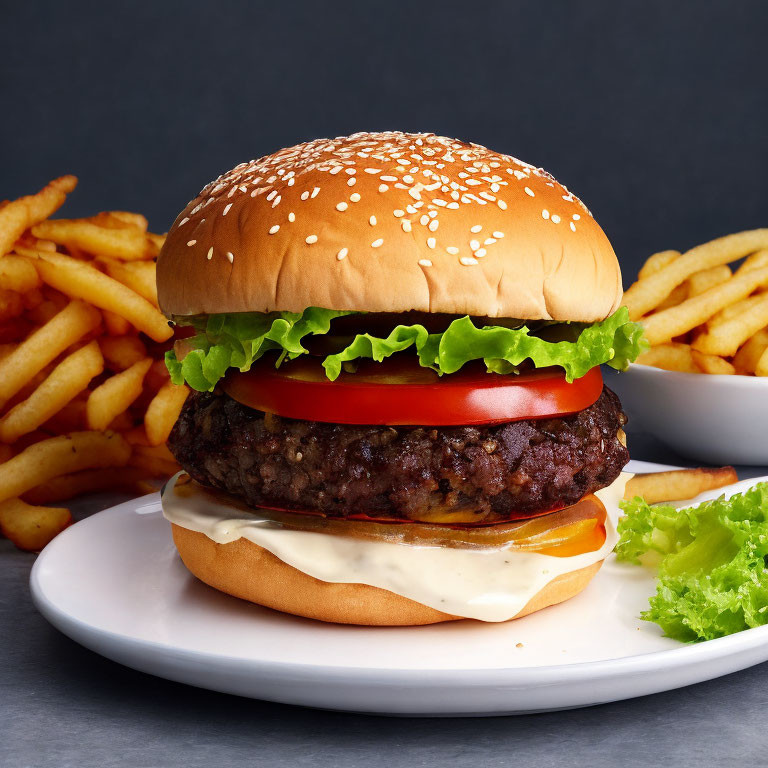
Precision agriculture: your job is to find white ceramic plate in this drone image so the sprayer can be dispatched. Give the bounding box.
[605,364,768,465]
[30,460,768,716]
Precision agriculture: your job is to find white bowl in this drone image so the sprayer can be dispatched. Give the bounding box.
[605,364,768,466]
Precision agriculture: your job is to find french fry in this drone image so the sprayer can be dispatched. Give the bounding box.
[641,265,768,345]
[102,309,132,335]
[0,341,104,443]
[693,293,768,356]
[144,381,189,446]
[128,451,180,478]
[691,349,735,375]
[0,289,23,321]
[686,264,732,297]
[99,335,147,370]
[0,497,72,551]
[638,250,680,279]
[737,249,768,274]
[624,230,768,319]
[31,252,172,341]
[0,256,40,293]
[706,293,766,327]
[0,444,12,463]
[733,328,768,374]
[0,176,77,257]
[41,397,87,433]
[624,467,738,504]
[635,342,699,373]
[0,300,101,409]
[86,357,152,431]
[30,218,159,261]
[104,211,148,232]
[655,283,689,311]
[22,467,153,505]
[0,431,130,503]
[101,259,158,306]
[131,441,177,464]
[756,346,768,377]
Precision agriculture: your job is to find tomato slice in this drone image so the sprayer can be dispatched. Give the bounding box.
[221,356,603,426]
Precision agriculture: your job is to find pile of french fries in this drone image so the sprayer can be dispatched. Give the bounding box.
[0,177,188,551]
[624,229,768,375]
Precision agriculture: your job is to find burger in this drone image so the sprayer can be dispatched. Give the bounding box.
[157,131,645,625]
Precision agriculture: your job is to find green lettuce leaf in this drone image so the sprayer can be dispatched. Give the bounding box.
[616,483,768,642]
[167,306,646,391]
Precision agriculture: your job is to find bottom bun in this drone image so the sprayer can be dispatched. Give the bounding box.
[171,524,603,626]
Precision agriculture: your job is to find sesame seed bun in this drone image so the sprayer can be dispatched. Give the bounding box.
[157,131,622,322]
[171,523,603,626]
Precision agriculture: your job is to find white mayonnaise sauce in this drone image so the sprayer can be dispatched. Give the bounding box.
[162,473,630,622]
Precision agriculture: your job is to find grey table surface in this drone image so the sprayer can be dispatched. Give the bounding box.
[4,431,768,768]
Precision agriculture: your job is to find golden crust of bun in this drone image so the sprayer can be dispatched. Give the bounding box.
[157,132,622,323]
[171,523,604,626]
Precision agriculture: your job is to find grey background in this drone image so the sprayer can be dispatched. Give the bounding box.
[2,0,768,283]
[3,2,768,766]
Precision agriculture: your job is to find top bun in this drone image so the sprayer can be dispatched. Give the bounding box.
[157,132,622,322]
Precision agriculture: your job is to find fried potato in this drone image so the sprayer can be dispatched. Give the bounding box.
[101,259,158,306]
[638,250,680,279]
[0,176,77,257]
[691,349,735,375]
[22,466,153,505]
[693,293,768,356]
[686,264,732,297]
[144,381,189,446]
[104,211,148,232]
[86,357,152,431]
[0,341,103,443]
[0,256,40,293]
[733,328,768,374]
[737,249,768,274]
[31,252,172,341]
[30,217,159,261]
[98,335,147,370]
[127,451,180,479]
[0,300,100,409]
[756,346,768,377]
[624,230,768,319]
[624,466,738,504]
[640,265,768,345]
[0,497,72,551]
[655,283,689,311]
[636,342,699,373]
[0,431,130,503]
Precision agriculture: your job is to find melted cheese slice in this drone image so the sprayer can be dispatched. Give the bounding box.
[162,473,630,622]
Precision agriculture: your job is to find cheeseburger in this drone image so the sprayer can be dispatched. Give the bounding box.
[157,131,645,625]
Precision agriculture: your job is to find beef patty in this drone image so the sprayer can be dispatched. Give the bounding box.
[168,387,628,524]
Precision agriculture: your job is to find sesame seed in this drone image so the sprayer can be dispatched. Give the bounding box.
[350,193,361,202]
[267,190,277,201]
[393,209,405,218]
[344,168,355,175]
[551,214,561,224]
[484,237,496,245]
[524,187,535,197]
[301,191,310,200]
[406,205,417,214]
[446,202,459,209]
[337,248,348,260]
[428,219,439,232]
[470,239,480,250]
[269,225,280,234]
[336,202,348,212]
[570,222,577,232]
[371,238,384,248]
[427,237,436,249]
[311,187,320,198]
[446,246,459,255]
[179,217,189,226]
[542,209,550,220]
[226,251,234,263]
[223,203,233,215]
[420,214,430,226]
[493,231,504,238]
[364,168,381,174]
[347,177,356,187]
[572,213,581,220]
[475,248,487,257]
[206,247,213,260]
[329,166,343,175]
[497,200,507,210]
[401,220,412,232]
[418,259,432,267]
[380,175,398,182]
[460,256,479,266]
[470,224,482,233]
[369,215,377,226]
[378,184,389,193]
[306,235,318,244]
[288,212,296,222]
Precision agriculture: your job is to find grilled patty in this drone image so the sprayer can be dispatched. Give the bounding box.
[168,387,628,524]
